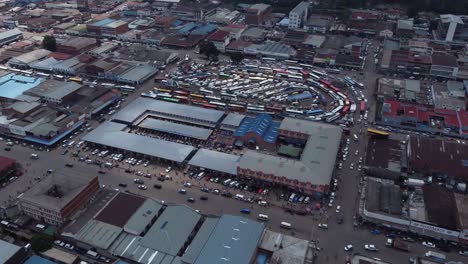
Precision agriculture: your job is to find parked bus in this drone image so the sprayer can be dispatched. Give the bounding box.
[360,101,366,112]
[200,89,214,95]
[69,77,82,83]
[305,109,323,116]
[367,128,389,138]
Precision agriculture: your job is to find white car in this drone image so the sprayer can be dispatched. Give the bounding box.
[350,163,354,170]
[344,244,353,251]
[165,166,172,173]
[318,223,328,229]
[183,182,192,187]
[422,241,436,248]
[336,205,341,213]
[365,244,378,251]
[258,200,267,206]
[138,185,147,190]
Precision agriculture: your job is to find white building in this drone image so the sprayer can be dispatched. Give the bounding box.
[288,2,309,29]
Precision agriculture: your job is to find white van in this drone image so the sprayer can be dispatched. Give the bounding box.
[223,179,232,186]
[35,224,46,230]
[235,194,244,200]
[353,134,358,142]
[257,214,269,221]
[280,222,292,229]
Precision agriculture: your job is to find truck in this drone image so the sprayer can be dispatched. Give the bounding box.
[425,251,446,261]
[386,238,410,252]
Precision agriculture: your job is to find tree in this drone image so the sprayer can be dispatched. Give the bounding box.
[199,41,219,61]
[42,35,57,52]
[229,52,244,64]
[31,234,53,252]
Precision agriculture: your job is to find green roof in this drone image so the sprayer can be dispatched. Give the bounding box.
[278,144,301,158]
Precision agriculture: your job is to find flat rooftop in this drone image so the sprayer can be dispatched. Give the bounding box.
[113,97,224,126]
[188,149,241,175]
[139,118,213,140]
[82,121,195,163]
[19,169,97,212]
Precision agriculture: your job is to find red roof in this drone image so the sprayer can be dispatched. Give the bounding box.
[407,53,432,65]
[0,156,15,173]
[207,30,230,41]
[351,11,378,20]
[383,99,468,129]
[48,52,72,61]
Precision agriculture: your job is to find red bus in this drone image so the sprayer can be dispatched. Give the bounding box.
[299,69,309,78]
[202,103,217,109]
[342,105,350,114]
[319,79,340,93]
[360,101,366,112]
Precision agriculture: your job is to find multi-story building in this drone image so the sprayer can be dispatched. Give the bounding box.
[206,30,231,52]
[288,2,309,29]
[437,14,468,42]
[19,172,99,225]
[237,118,341,196]
[244,3,272,25]
[87,19,128,36]
[430,54,459,79]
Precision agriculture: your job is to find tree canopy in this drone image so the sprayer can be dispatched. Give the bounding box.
[229,52,244,64]
[31,234,53,252]
[42,35,57,52]
[199,41,219,61]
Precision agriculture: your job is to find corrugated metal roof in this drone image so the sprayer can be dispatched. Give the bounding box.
[82,121,195,163]
[112,97,224,126]
[188,149,240,175]
[181,217,219,263]
[194,215,264,264]
[0,28,22,41]
[220,113,245,130]
[0,239,20,263]
[140,205,201,256]
[139,118,213,140]
[124,199,162,235]
[75,220,123,249]
[118,64,158,83]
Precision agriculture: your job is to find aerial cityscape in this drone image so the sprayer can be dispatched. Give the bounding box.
[0,0,466,263]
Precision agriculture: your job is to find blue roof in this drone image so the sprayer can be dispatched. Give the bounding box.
[288,91,313,101]
[179,22,198,35]
[171,20,183,27]
[194,215,264,264]
[234,114,280,144]
[24,255,56,264]
[191,24,217,35]
[92,18,114,27]
[0,74,42,100]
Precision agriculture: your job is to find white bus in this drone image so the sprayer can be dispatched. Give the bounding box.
[200,89,214,95]
[280,222,292,229]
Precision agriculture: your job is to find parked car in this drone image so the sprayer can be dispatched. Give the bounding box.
[365,244,378,251]
[187,197,195,203]
[422,241,436,248]
[200,195,208,201]
[344,245,353,252]
[318,223,328,229]
[118,183,127,188]
[178,188,187,194]
[153,184,162,189]
[240,208,251,214]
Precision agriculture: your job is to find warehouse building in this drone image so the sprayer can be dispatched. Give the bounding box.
[0,28,23,47]
[70,192,265,264]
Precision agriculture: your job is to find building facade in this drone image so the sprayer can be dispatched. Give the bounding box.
[288,2,309,29]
